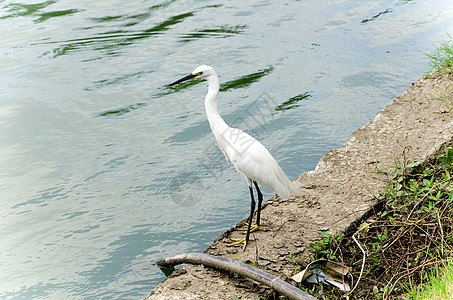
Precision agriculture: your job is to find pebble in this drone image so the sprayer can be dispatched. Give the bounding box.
[294,242,304,247]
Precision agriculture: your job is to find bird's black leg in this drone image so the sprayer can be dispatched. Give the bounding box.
[227,183,265,250]
[245,185,256,244]
[253,181,263,226]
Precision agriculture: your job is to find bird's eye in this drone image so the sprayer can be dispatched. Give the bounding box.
[194,71,203,76]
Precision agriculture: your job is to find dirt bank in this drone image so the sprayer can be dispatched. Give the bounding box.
[146,72,453,300]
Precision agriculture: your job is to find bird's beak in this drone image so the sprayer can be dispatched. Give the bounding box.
[169,73,196,86]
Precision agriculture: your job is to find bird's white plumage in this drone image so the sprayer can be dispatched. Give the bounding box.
[191,65,295,199]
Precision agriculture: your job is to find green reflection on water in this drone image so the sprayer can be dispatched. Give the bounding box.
[361,8,393,24]
[98,103,147,117]
[89,0,176,26]
[179,25,247,43]
[36,9,80,23]
[1,0,81,23]
[275,92,312,111]
[220,66,274,92]
[1,0,57,19]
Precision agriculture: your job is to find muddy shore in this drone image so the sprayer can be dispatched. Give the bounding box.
[146,72,453,300]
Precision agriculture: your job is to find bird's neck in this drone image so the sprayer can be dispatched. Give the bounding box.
[204,75,228,135]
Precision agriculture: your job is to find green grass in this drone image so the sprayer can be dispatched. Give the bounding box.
[431,84,453,112]
[427,34,453,74]
[426,35,453,112]
[411,261,453,300]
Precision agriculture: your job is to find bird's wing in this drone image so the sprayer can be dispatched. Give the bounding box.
[221,127,292,199]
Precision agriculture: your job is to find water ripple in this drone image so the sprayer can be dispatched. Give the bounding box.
[89,0,176,26]
[38,11,195,58]
[178,24,247,43]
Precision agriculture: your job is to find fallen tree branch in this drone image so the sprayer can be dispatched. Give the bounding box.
[156,253,317,300]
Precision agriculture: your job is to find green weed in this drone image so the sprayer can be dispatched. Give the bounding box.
[431,84,453,112]
[427,34,453,74]
[308,232,344,261]
[411,260,453,299]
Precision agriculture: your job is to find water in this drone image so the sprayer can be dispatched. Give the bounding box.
[1,0,452,299]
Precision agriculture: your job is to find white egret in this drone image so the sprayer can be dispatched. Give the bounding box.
[169,65,300,250]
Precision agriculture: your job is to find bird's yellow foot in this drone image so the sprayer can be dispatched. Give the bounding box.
[227,238,255,250]
[236,223,266,233]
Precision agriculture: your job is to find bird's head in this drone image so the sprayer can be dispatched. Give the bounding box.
[169,65,215,86]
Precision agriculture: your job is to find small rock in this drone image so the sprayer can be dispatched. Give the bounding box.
[227,247,238,254]
[294,242,304,247]
[273,242,286,249]
[294,248,305,254]
[258,260,271,266]
[192,272,204,279]
[259,255,277,263]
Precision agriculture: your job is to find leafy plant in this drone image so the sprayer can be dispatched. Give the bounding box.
[309,232,344,261]
[438,147,453,164]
